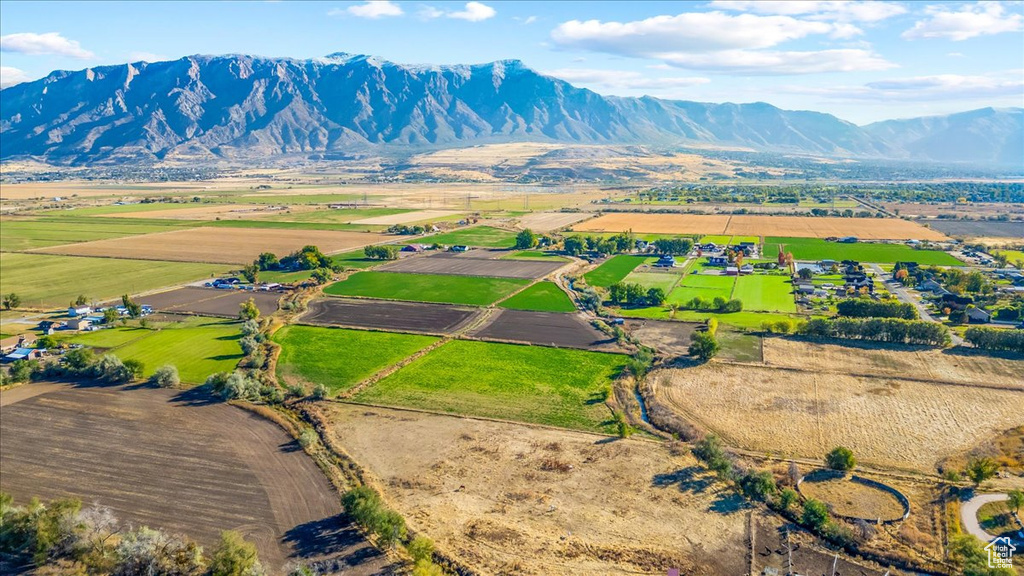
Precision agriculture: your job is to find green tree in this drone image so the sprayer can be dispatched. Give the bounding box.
[825,446,856,471]
[121,295,142,318]
[739,470,777,502]
[209,531,262,576]
[515,229,538,249]
[239,298,260,321]
[3,292,22,310]
[778,488,798,511]
[241,263,259,284]
[797,267,813,280]
[36,335,57,350]
[563,236,584,256]
[948,534,1015,576]
[310,267,333,285]
[151,365,180,388]
[1007,490,1024,515]
[802,498,829,530]
[646,287,666,306]
[74,295,89,307]
[102,308,119,324]
[63,347,95,372]
[965,457,999,486]
[123,359,145,380]
[688,331,719,362]
[256,252,278,271]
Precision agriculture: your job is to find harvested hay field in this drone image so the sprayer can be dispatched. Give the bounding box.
[574,213,946,240]
[468,309,623,352]
[763,338,1024,390]
[0,382,386,573]
[32,227,391,265]
[319,403,749,575]
[301,298,482,335]
[517,211,593,232]
[351,209,461,225]
[125,287,280,318]
[377,253,566,279]
[651,362,1024,473]
[105,204,287,220]
[798,475,906,521]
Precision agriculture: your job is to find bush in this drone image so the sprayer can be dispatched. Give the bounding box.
[825,446,856,471]
[364,245,399,260]
[122,359,145,380]
[209,530,262,576]
[341,486,407,549]
[802,498,829,530]
[297,429,317,449]
[311,383,328,400]
[150,365,180,388]
[241,319,261,337]
[92,354,133,383]
[739,470,777,502]
[688,331,719,362]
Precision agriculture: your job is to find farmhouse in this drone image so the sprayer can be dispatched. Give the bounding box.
[707,256,728,266]
[966,307,991,324]
[726,266,739,276]
[401,244,425,253]
[38,321,58,335]
[3,347,42,363]
[1,334,36,354]
[67,318,92,331]
[654,255,677,268]
[68,305,91,317]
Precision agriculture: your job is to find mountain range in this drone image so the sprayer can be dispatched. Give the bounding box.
[1,53,1021,167]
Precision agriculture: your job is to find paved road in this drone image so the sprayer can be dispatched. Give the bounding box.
[961,493,1016,542]
[868,263,964,345]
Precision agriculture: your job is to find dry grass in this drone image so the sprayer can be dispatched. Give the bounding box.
[323,403,748,575]
[32,227,390,264]
[763,338,1024,391]
[517,212,594,232]
[351,209,461,225]
[574,214,947,240]
[652,362,1024,473]
[106,204,289,220]
[798,477,905,520]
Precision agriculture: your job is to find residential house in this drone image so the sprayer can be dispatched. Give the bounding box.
[68,318,92,331]
[1,334,36,354]
[918,279,943,293]
[401,244,424,253]
[3,347,42,363]
[966,307,991,324]
[38,321,58,335]
[707,256,728,266]
[654,255,677,268]
[726,266,739,276]
[68,305,91,317]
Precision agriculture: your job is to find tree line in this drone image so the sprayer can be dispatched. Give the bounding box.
[964,327,1024,353]
[836,299,918,320]
[799,317,951,347]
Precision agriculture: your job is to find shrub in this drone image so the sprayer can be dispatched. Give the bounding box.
[209,530,262,576]
[364,245,399,260]
[341,486,407,549]
[778,488,798,511]
[688,331,719,362]
[150,365,180,388]
[739,470,777,502]
[802,498,829,530]
[92,354,132,383]
[825,446,856,471]
[297,429,317,449]
[122,359,145,380]
[241,319,261,337]
[311,383,328,400]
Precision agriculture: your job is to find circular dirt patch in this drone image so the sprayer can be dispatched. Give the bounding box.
[799,473,906,522]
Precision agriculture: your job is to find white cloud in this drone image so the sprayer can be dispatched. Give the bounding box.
[0,66,32,88]
[419,2,495,21]
[658,48,896,74]
[711,1,907,22]
[783,71,1024,101]
[903,1,1023,41]
[0,32,94,59]
[128,51,170,63]
[544,68,711,91]
[513,15,538,25]
[338,1,404,19]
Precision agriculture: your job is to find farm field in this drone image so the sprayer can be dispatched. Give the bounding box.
[324,271,529,306]
[31,227,391,265]
[301,298,482,335]
[993,248,1024,263]
[0,217,189,250]
[353,340,627,432]
[616,307,808,330]
[105,204,288,220]
[764,237,961,265]
[667,273,735,304]
[0,382,385,573]
[575,213,947,240]
[762,338,1024,390]
[124,287,280,318]
[319,402,748,575]
[699,234,732,245]
[731,275,796,312]
[66,317,244,384]
[921,219,1024,239]
[377,253,565,279]
[516,211,593,231]
[651,362,1024,472]
[0,253,227,308]
[351,209,462,225]
[470,309,621,352]
[497,281,576,312]
[200,219,384,233]
[423,225,518,248]
[274,325,438,394]
[622,270,682,293]
[623,319,701,358]
[583,255,652,287]
[500,250,570,261]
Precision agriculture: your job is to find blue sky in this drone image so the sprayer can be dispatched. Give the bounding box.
[1,0,1021,124]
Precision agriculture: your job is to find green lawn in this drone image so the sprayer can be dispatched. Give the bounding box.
[667,274,735,304]
[0,253,228,308]
[58,326,154,349]
[424,226,518,248]
[273,325,438,394]
[324,271,529,306]
[500,251,570,262]
[498,281,576,312]
[732,274,797,312]
[622,271,682,293]
[353,340,627,432]
[764,237,961,265]
[583,255,652,287]
[730,236,760,244]
[67,317,243,384]
[976,501,1021,538]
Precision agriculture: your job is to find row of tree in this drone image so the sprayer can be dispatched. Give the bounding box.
[341,487,442,575]
[836,299,918,320]
[964,326,1024,353]
[607,283,666,307]
[799,317,951,347]
[681,295,743,313]
[364,245,399,260]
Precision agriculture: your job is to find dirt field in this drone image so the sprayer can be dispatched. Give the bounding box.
[32,227,391,265]
[623,319,701,358]
[302,298,482,335]
[920,219,1024,239]
[751,511,896,576]
[798,476,905,521]
[651,362,1024,473]
[377,253,567,279]
[126,287,281,318]
[351,209,461,225]
[468,309,623,352]
[320,403,749,575]
[0,382,388,573]
[107,204,289,220]
[574,213,947,240]
[887,202,1024,219]
[762,338,1024,390]
[516,212,594,232]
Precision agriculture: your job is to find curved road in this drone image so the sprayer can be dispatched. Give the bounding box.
[960,493,1015,542]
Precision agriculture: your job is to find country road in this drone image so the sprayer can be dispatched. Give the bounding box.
[868,263,964,346]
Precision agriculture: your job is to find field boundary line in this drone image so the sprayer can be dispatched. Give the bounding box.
[336,337,450,400]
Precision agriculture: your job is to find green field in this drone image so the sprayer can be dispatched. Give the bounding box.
[324,271,529,306]
[424,226,518,248]
[667,274,735,304]
[265,207,409,224]
[44,203,200,216]
[615,307,809,330]
[730,236,760,244]
[203,219,383,232]
[353,340,626,432]
[0,217,189,250]
[0,253,228,308]
[67,317,243,384]
[274,325,438,394]
[500,251,570,262]
[732,274,796,312]
[622,271,682,293]
[583,255,652,287]
[699,235,732,245]
[498,281,576,312]
[993,249,1024,264]
[207,193,368,205]
[58,326,154,349]
[764,237,961,265]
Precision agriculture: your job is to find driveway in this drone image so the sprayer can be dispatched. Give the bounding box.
[960,493,1022,542]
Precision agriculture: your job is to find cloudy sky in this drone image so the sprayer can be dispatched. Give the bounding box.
[1,0,1021,123]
